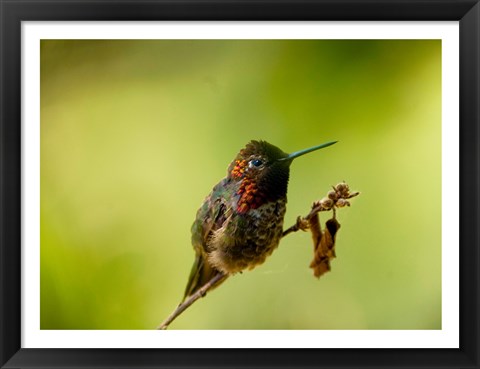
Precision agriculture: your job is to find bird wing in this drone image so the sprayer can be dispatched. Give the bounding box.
[184,179,231,299]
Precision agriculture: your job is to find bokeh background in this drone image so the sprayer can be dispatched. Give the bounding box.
[40,39,441,330]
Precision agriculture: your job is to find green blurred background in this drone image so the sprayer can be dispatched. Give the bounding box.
[40,39,441,330]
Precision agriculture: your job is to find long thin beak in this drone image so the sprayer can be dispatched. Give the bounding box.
[278,141,337,163]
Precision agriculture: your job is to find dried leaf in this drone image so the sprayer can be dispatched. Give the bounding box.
[281,180,358,278]
[309,217,340,278]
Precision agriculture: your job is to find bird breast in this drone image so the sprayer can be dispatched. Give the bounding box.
[207,198,287,274]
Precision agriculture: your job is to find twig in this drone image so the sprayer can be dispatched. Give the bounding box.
[282,180,357,239]
[157,272,227,330]
[282,203,327,238]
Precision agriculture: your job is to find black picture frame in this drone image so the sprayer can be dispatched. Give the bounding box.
[1,1,479,368]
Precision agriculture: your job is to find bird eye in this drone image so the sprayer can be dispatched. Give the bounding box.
[250,159,263,167]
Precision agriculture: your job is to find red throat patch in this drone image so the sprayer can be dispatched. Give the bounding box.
[231,159,247,179]
[236,178,266,213]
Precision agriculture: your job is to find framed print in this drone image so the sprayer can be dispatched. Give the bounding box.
[1,0,479,368]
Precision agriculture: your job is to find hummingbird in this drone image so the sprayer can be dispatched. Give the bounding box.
[183,140,337,299]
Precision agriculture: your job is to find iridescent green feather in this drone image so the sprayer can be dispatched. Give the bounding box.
[183,179,232,299]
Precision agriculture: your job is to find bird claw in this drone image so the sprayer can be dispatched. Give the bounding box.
[296,216,309,231]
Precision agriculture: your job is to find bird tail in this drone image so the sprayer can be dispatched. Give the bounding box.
[183,254,227,300]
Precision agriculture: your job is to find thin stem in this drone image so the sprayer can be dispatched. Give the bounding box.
[282,203,327,238]
[157,272,227,330]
